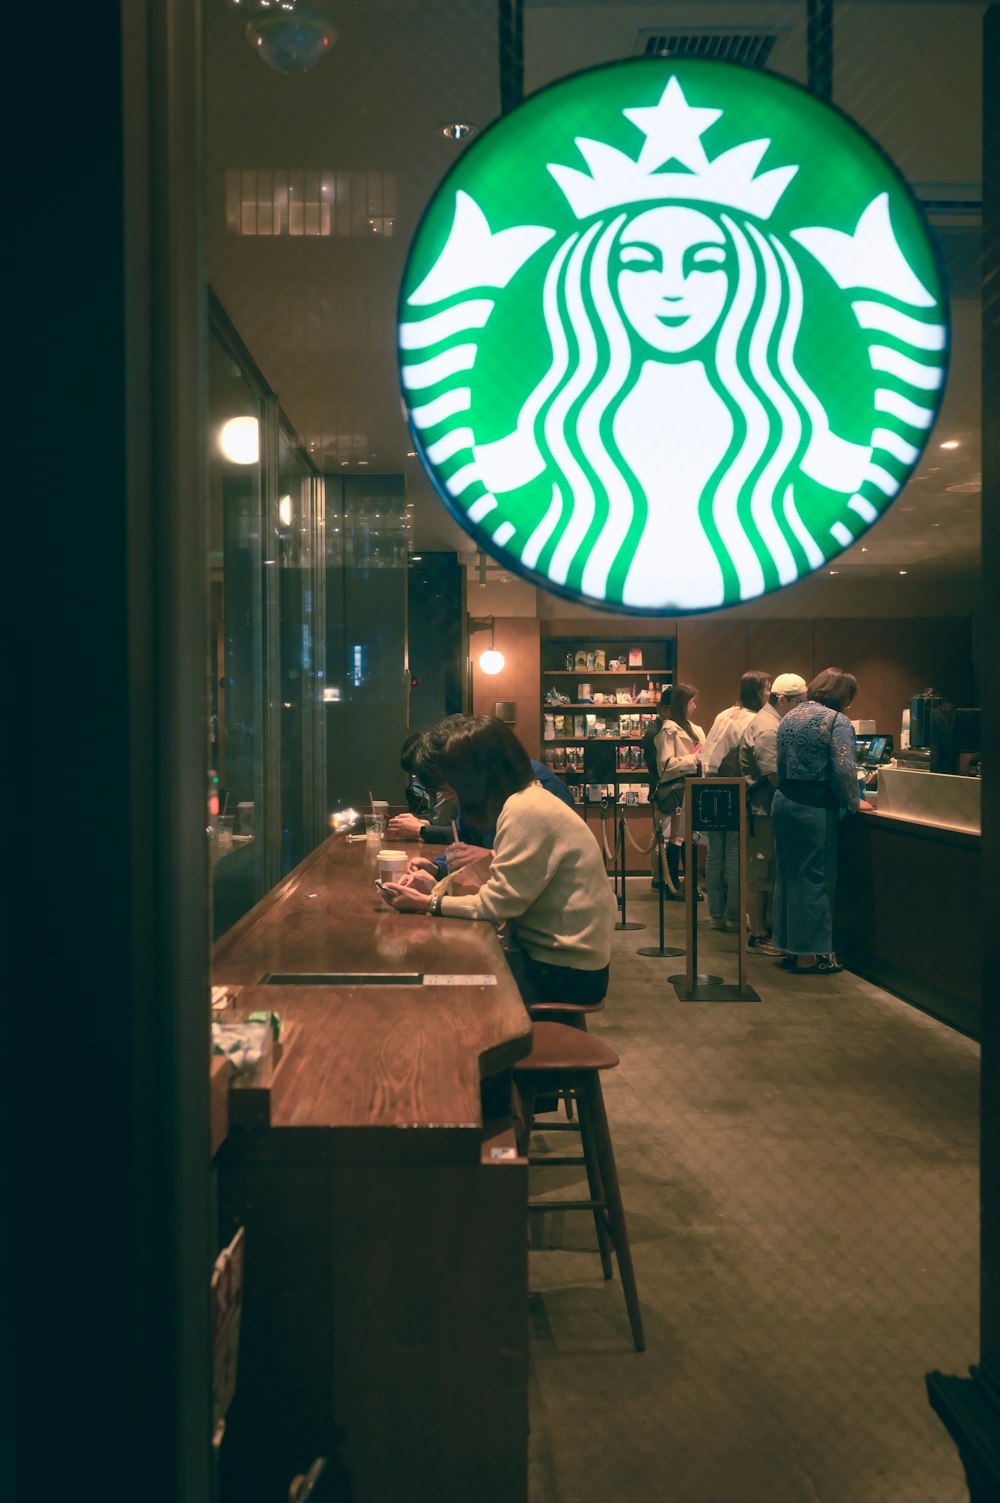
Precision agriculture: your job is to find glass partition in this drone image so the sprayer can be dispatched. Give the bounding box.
[208,311,327,935]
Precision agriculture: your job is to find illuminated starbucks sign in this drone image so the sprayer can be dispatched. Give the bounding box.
[398,60,948,613]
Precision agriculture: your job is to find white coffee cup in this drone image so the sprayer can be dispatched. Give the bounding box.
[377,849,408,882]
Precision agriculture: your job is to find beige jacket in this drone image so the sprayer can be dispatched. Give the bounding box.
[653,718,705,782]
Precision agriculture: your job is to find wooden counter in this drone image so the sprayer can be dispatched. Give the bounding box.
[836,809,981,1039]
[213,834,532,1503]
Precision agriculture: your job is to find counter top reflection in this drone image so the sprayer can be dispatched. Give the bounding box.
[212,831,532,1135]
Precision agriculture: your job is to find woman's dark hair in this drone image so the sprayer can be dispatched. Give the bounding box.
[668,683,699,739]
[739,670,770,713]
[808,667,858,712]
[399,731,424,776]
[437,714,533,826]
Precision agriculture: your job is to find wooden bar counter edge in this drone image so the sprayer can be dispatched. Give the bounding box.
[210,829,533,1503]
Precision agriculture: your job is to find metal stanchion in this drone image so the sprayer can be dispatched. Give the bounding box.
[668,781,724,992]
[614,817,644,931]
[671,779,759,1003]
[637,825,684,958]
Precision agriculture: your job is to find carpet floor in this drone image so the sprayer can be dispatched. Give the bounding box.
[526,879,979,1503]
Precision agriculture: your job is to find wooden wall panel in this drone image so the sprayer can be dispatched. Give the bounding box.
[675,617,747,730]
[743,619,816,686]
[472,618,541,758]
[813,617,975,736]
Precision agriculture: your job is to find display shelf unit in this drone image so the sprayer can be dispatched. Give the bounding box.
[539,635,676,873]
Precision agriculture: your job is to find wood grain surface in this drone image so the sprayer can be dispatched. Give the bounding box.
[213,834,532,1502]
[212,833,532,1136]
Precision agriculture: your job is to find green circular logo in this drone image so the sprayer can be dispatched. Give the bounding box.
[398,59,948,613]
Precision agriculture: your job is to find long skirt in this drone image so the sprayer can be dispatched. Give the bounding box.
[771,793,839,956]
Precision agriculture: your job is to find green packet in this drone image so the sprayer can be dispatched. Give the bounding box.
[247,1009,282,1042]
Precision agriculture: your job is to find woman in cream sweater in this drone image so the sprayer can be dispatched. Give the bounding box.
[383,715,617,1006]
[653,683,705,897]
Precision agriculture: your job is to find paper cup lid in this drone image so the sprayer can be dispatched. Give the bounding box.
[377,849,406,861]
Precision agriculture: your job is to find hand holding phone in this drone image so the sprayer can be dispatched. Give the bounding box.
[374,880,396,907]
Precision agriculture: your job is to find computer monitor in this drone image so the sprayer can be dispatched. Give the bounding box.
[855,734,874,764]
[867,734,888,764]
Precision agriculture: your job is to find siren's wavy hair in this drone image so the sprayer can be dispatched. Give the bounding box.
[518,206,830,605]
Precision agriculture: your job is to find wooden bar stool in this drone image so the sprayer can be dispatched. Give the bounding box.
[528,998,605,1031]
[528,999,605,1120]
[514,1021,645,1352]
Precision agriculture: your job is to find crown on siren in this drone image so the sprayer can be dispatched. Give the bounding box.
[547,76,799,222]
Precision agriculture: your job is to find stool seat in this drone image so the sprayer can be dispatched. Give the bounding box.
[515,1020,619,1073]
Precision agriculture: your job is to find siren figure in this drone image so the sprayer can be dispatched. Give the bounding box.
[400,73,945,612]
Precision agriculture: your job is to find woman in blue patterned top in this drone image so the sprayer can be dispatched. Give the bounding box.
[771,668,872,974]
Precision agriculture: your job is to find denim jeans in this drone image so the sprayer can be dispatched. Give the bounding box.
[706,829,740,923]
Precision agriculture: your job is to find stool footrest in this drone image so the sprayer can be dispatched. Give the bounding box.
[528,1155,587,1167]
[529,1198,607,1213]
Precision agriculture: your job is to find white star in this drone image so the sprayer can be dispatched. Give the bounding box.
[624,77,722,174]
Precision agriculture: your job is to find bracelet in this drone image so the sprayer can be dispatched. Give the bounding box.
[428,892,443,917]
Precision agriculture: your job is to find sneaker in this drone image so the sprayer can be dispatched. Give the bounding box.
[799,954,845,975]
[747,933,786,957]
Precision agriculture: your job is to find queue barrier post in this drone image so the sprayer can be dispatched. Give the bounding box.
[670,779,760,1004]
[614,816,644,932]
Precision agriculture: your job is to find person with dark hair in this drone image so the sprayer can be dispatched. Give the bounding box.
[652,683,705,899]
[382,715,617,1006]
[771,667,872,974]
[700,670,771,931]
[390,719,574,848]
[739,672,808,956]
[389,720,461,840]
[642,690,673,887]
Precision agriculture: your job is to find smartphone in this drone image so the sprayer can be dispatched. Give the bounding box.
[374,880,396,907]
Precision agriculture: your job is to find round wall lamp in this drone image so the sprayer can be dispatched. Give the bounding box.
[219,415,260,464]
[469,615,505,674]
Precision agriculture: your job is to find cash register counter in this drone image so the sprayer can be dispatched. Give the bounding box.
[211,832,532,1503]
[836,768,981,1038]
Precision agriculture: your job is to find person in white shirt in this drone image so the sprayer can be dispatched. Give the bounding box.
[738,672,808,956]
[382,715,617,1007]
[652,684,705,899]
[701,671,771,931]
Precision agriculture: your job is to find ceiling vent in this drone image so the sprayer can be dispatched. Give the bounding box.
[635,29,780,69]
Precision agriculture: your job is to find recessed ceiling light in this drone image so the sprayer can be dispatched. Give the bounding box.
[441,121,478,141]
[899,569,907,575]
[940,440,960,449]
[406,450,417,457]
[861,547,868,552]
[829,569,839,575]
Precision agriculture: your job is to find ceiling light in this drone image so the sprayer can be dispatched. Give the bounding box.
[939,440,960,449]
[219,416,259,464]
[278,493,293,527]
[245,5,336,74]
[828,569,839,575]
[441,122,479,141]
[899,569,907,575]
